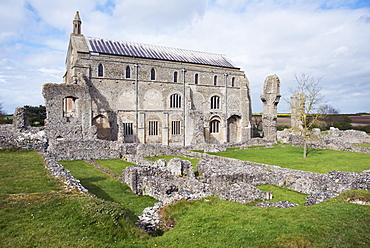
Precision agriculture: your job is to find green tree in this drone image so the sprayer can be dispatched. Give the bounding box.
[333,116,353,130]
[23,105,46,126]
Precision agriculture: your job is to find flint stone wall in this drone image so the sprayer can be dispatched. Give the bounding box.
[195,157,370,199]
[0,124,47,151]
[277,128,370,152]
[47,139,184,161]
[120,158,267,205]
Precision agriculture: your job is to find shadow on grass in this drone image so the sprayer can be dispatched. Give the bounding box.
[79,177,115,202]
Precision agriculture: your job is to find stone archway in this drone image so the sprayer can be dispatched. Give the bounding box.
[92,115,111,140]
[227,115,240,143]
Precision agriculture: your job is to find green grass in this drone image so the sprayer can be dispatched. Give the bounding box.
[0,150,59,194]
[256,184,308,206]
[60,160,156,216]
[248,145,266,148]
[208,146,370,174]
[93,158,135,175]
[0,150,150,247]
[1,150,369,247]
[145,192,370,247]
[356,143,370,147]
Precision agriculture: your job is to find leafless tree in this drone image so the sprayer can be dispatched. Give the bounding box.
[289,72,326,158]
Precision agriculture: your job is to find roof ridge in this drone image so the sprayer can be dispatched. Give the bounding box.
[85,36,237,68]
[86,36,227,57]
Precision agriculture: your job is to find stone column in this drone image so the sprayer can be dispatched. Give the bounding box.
[13,107,30,134]
[260,74,281,141]
[291,91,305,130]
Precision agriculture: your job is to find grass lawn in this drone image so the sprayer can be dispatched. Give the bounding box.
[0,150,150,247]
[145,192,370,247]
[356,143,370,147]
[93,158,135,175]
[60,160,156,216]
[1,150,369,247]
[0,150,59,194]
[256,184,308,206]
[208,146,370,174]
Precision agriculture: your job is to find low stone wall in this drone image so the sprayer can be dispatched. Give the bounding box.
[44,155,91,195]
[195,156,370,195]
[0,125,47,151]
[277,128,370,153]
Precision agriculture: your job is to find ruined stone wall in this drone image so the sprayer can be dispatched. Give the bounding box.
[0,109,46,150]
[260,75,281,141]
[277,128,370,152]
[196,157,370,195]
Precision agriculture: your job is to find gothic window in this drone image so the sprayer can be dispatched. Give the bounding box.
[170,93,181,108]
[195,73,198,84]
[149,121,158,135]
[171,121,181,135]
[214,75,217,86]
[98,63,104,77]
[151,68,156,80]
[210,120,220,133]
[126,66,131,78]
[210,95,220,109]
[174,71,178,82]
[123,123,133,136]
[232,77,235,87]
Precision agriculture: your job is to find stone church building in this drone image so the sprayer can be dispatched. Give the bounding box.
[43,12,253,146]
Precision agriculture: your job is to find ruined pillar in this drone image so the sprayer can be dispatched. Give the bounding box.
[260,74,281,141]
[12,107,30,133]
[290,91,305,130]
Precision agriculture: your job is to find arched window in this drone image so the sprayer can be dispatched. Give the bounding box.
[214,75,217,86]
[98,64,104,77]
[170,93,181,108]
[195,73,198,85]
[210,95,220,109]
[232,77,235,87]
[174,71,178,82]
[210,120,220,133]
[126,66,131,78]
[151,68,156,80]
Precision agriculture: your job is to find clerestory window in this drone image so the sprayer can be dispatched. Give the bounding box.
[174,71,178,82]
[126,66,131,78]
[98,64,104,77]
[151,68,156,80]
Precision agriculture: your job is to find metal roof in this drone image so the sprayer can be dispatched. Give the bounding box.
[86,37,238,68]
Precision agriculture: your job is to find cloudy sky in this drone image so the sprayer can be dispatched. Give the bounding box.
[1,0,369,114]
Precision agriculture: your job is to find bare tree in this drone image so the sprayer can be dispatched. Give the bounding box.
[289,72,326,158]
[0,102,6,124]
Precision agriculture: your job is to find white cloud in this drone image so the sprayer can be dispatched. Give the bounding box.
[0,0,369,114]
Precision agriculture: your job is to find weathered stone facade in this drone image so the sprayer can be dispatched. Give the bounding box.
[43,12,253,147]
[260,75,281,140]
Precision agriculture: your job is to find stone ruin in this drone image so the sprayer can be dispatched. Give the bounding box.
[1,100,370,235]
[278,127,370,153]
[260,74,281,141]
[120,150,369,233]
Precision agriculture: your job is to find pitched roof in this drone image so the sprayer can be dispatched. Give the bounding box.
[86,37,238,68]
